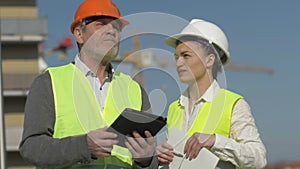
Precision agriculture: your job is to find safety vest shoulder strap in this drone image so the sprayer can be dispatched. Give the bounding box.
[47,63,98,137]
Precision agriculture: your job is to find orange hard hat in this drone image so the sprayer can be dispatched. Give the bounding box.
[70,0,129,33]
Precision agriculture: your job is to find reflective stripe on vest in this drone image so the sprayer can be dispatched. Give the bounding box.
[47,63,142,168]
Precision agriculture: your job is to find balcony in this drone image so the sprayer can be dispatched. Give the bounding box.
[0,17,47,42]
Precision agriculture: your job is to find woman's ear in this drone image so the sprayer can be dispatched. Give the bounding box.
[73,27,84,44]
[206,54,215,68]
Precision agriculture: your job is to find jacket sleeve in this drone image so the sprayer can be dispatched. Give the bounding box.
[211,99,267,169]
[140,85,151,113]
[132,156,159,169]
[19,72,93,168]
[132,84,159,168]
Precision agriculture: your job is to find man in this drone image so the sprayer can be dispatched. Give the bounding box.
[156,19,267,168]
[19,0,156,168]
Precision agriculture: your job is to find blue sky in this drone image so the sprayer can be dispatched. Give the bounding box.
[37,0,300,164]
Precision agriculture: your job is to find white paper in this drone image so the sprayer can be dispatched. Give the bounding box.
[167,127,219,169]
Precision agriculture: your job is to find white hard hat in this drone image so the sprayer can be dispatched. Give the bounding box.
[166,19,230,64]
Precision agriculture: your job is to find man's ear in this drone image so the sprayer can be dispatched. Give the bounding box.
[73,27,84,44]
[206,54,215,68]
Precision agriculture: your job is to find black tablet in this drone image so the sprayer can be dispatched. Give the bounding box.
[108,108,167,146]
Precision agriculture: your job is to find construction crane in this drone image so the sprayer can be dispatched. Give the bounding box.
[39,36,74,60]
[38,36,75,72]
[113,31,274,87]
[224,62,274,74]
[40,33,273,86]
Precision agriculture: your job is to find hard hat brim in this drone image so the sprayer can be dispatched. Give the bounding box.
[165,33,230,64]
[70,16,129,33]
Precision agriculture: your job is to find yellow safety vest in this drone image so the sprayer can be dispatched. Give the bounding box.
[46,63,142,168]
[167,89,242,168]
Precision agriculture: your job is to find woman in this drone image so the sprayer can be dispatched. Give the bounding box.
[156,19,267,169]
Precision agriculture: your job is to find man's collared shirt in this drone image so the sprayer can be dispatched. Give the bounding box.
[75,55,112,111]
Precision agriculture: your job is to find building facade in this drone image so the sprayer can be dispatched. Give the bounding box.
[0,0,47,168]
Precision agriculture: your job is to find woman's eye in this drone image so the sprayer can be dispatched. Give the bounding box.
[183,54,190,58]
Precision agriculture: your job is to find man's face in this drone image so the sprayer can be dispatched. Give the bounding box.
[174,41,210,84]
[77,17,121,63]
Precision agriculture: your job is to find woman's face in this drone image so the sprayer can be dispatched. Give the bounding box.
[175,41,211,84]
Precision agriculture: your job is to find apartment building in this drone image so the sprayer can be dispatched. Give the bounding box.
[0,0,47,168]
